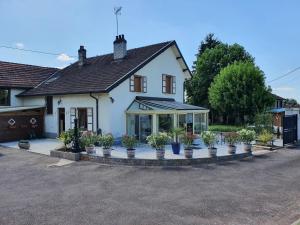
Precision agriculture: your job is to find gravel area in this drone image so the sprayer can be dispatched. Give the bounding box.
[0,147,299,225]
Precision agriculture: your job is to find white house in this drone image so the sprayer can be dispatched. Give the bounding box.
[0,35,208,142]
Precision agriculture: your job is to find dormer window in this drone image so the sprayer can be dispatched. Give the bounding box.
[130,75,147,93]
[162,74,176,94]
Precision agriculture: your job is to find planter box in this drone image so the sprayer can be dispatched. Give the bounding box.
[50,150,81,161]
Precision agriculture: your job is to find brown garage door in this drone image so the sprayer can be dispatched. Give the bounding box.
[0,108,44,142]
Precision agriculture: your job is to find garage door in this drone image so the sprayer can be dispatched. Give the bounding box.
[0,108,44,142]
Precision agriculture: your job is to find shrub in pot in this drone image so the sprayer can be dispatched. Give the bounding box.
[122,135,138,159]
[224,132,239,154]
[18,140,30,150]
[169,128,185,154]
[237,129,256,152]
[258,129,273,146]
[59,129,74,150]
[181,133,195,159]
[201,131,218,157]
[80,131,98,154]
[99,134,114,157]
[146,132,170,160]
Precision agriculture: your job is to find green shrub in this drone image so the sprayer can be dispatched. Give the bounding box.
[59,129,74,148]
[201,131,217,148]
[122,135,138,149]
[181,133,195,149]
[147,133,170,150]
[258,130,273,145]
[209,125,243,132]
[80,131,99,148]
[99,134,114,149]
[224,132,239,146]
[238,129,256,144]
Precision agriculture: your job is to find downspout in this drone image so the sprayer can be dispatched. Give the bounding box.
[89,93,99,133]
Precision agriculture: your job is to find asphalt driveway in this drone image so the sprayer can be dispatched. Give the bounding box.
[0,147,299,225]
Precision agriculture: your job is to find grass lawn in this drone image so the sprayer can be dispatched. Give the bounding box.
[208,124,244,132]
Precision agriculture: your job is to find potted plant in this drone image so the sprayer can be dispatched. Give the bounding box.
[80,131,98,154]
[146,132,170,160]
[59,129,74,150]
[170,128,185,154]
[224,132,239,154]
[99,134,114,157]
[258,129,273,146]
[18,140,30,150]
[237,129,256,152]
[122,135,138,159]
[181,133,195,159]
[201,131,218,157]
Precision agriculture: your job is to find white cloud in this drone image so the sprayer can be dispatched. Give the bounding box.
[56,53,75,62]
[15,42,24,49]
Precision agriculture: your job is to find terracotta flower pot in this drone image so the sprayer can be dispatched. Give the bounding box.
[127,148,135,159]
[208,147,217,157]
[18,140,30,150]
[156,148,165,160]
[184,148,193,159]
[103,148,112,158]
[228,145,236,154]
[85,146,95,154]
[244,144,252,152]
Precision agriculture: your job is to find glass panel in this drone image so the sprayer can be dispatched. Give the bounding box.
[78,108,87,130]
[194,113,201,134]
[158,114,174,133]
[126,114,137,136]
[178,114,186,131]
[0,89,9,106]
[140,115,152,142]
[186,113,193,133]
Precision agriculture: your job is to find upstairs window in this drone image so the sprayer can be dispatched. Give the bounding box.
[130,75,147,93]
[0,88,10,106]
[162,74,176,94]
[46,96,53,114]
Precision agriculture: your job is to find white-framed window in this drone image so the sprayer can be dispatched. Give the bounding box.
[130,75,147,93]
[162,74,176,94]
[70,107,93,131]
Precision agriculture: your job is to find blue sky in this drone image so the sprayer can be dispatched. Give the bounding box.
[1,0,299,101]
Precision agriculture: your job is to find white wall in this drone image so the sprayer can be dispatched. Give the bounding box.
[106,46,190,137]
[285,108,300,140]
[23,94,102,137]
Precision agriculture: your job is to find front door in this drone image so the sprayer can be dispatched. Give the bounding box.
[58,108,65,135]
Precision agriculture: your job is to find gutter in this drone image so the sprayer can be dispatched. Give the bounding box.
[89,93,99,133]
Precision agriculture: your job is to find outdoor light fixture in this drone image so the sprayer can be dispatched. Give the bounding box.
[110,97,115,103]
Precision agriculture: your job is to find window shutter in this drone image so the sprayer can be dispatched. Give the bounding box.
[87,108,93,131]
[162,74,167,93]
[46,96,53,114]
[142,76,147,93]
[70,108,76,129]
[172,76,176,94]
[130,76,135,92]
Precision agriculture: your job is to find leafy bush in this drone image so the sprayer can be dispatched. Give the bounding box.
[147,133,170,150]
[209,125,243,132]
[122,135,138,149]
[181,133,195,149]
[98,134,114,149]
[254,112,273,134]
[238,129,256,144]
[201,131,217,148]
[80,131,99,148]
[258,130,273,145]
[169,128,185,143]
[224,132,239,146]
[59,129,74,148]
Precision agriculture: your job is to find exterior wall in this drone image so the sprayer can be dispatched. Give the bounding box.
[106,46,190,138]
[10,89,24,107]
[23,94,101,137]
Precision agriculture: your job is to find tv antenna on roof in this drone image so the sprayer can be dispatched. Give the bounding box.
[114,6,122,35]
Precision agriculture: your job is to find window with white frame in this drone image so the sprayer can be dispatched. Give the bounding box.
[70,107,93,131]
[130,75,147,93]
[162,74,176,94]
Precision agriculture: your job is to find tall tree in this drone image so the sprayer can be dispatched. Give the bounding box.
[186,42,254,107]
[208,62,274,124]
[284,98,298,107]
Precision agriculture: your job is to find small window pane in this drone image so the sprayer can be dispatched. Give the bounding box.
[0,89,10,106]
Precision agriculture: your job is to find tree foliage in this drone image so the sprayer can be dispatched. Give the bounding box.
[186,42,254,107]
[284,98,298,107]
[208,62,274,124]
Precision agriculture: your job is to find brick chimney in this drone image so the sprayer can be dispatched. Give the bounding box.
[78,45,86,67]
[113,34,127,60]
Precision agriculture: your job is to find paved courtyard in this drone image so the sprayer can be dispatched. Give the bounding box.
[0,147,300,225]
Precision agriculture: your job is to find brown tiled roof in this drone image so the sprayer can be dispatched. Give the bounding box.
[19,41,179,96]
[0,61,58,88]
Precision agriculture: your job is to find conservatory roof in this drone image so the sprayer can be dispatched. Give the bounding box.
[127,97,208,112]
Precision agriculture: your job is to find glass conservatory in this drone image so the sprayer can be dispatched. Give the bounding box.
[126,97,209,142]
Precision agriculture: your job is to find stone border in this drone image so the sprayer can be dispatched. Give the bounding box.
[50,150,252,166]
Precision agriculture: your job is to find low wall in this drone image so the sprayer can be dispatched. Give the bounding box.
[50,150,252,166]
